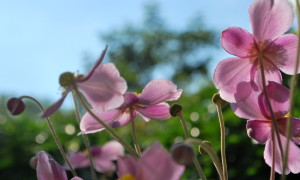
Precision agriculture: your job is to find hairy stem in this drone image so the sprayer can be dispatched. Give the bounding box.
[130,108,142,155]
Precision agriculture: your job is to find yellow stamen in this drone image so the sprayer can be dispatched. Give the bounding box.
[118,174,136,180]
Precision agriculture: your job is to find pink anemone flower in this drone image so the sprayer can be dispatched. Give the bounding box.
[66,141,124,173]
[117,142,185,180]
[231,81,300,174]
[214,0,299,103]
[79,79,182,134]
[43,46,127,117]
[36,151,83,180]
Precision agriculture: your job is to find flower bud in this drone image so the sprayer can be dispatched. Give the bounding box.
[170,104,182,117]
[171,143,194,165]
[198,141,212,155]
[212,93,227,106]
[59,72,75,87]
[29,156,38,169]
[7,98,25,115]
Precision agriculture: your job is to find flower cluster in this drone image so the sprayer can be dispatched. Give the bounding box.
[214,0,300,175]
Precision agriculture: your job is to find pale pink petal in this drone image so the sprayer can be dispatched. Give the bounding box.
[264,134,300,174]
[258,81,289,119]
[43,90,69,118]
[264,34,299,75]
[117,156,138,177]
[249,0,294,43]
[246,120,271,144]
[101,141,124,160]
[79,109,121,134]
[213,57,253,103]
[70,177,83,180]
[136,102,171,121]
[93,157,116,173]
[221,27,257,58]
[231,82,265,120]
[37,152,68,180]
[139,142,185,180]
[277,118,300,137]
[252,61,282,92]
[119,93,139,109]
[77,63,127,113]
[78,46,108,82]
[138,79,182,105]
[67,152,89,169]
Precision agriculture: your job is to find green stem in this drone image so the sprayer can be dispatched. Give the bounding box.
[130,108,142,155]
[177,112,207,180]
[215,103,228,180]
[186,138,224,180]
[20,96,77,177]
[71,91,97,180]
[73,86,139,158]
[257,53,284,162]
[282,1,300,179]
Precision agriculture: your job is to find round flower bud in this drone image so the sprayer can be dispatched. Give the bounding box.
[170,104,183,117]
[59,72,75,87]
[198,141,212,155]
[7,98,25,115]
[171,143,194,165]
[29,156,38,169]
[212,93,227,106]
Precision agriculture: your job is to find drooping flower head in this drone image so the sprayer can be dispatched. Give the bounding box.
[36,151,83,180]
[117,142,185,180]
[79,79,182,134]
[214,0,298,103]
[231,81,300,174]
[66,141,124,173]
[43,46,127,117]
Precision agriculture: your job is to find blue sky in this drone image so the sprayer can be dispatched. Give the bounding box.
[0,0,254,103]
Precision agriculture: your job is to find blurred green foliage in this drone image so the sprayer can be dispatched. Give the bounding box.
[1,3,300,180]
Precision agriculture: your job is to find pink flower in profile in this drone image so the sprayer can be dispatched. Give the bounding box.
[79,79,182,134]
[66,141,124,173]
[214,0,298,103]
[36,151,83,180]
[231,81,300,174]
[117,142,185,180]
[43,46,127,117]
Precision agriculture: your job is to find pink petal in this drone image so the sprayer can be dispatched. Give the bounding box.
[138,142,185,180]
[37,152,67,180]
[101,141,125,160]
[221,27,257,58]
[277,118,300,137]
[264,34,299,75]
[80,109,117,134]
[67,152,89,169]
[70,177,83,180]
[246,120,271,144]
[252,61,282,92]
[93,157,116,173]
[249,0,294,43]
[43,90,69,118]
[137,102,171,121]
[213,57,253,103]
[138,79,182,105]
[117,156,138,177]
[258,81,289,119]
[76,63,127,113]
[78,46,108,82]
[264,134,300,174]
[231,82,265,120]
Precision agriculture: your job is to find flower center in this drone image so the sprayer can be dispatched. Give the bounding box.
[59,72,75,87]
[118,174,136,180]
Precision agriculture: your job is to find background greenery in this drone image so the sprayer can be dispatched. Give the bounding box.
[1,4,300,180]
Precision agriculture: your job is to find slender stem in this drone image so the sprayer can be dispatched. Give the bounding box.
[282,1,300,178]
[71,91,97,180]
[130,108,142,155]
[177,112,207,180]
[257,53,284,161]
[72,86,139,157]
[270,128,275,180]
[20,96,77,177]
[187,138,224,180]
[215,103,228,180]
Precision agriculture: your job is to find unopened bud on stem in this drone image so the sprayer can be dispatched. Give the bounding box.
[170,104,183,117]
[171,143,194,165]
[212,93,226,106]
[7,98,25,115]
